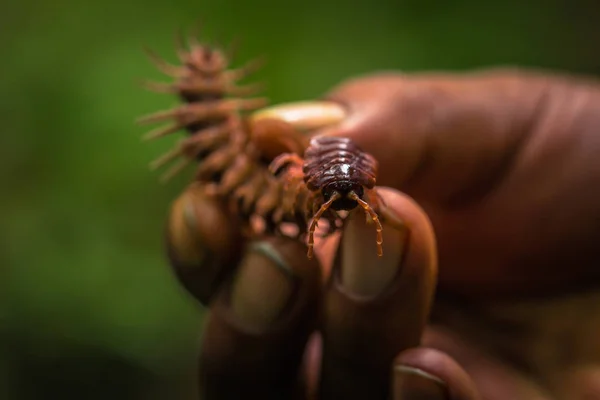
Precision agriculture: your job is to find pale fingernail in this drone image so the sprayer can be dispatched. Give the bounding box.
[230,242,295,330]
[250,101,347,132]
[340,209,407,297]
[393,365,448,400]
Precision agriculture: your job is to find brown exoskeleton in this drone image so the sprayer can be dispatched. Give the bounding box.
[138,28,401,257]
[270,135,387,259]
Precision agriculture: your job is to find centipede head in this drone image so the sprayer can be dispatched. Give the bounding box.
[321,180,365,211]
[306,188,383,259]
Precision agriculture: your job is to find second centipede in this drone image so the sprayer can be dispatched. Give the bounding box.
[139,28,401,257]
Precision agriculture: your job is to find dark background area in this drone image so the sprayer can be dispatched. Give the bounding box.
[2,0,599,398]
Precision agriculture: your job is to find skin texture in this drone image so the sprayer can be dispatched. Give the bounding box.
[165,69,600,399]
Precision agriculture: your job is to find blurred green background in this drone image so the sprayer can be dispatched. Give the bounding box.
[2,0,598,398]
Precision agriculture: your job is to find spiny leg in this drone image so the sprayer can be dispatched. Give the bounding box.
[317,208,340,238]
[348,191,383,257]
[307,192,341,259]
[142,47,185,77]
[224,57,266,81]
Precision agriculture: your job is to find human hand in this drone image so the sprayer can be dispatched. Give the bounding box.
[165,69,600,399]
[318,69,600,297]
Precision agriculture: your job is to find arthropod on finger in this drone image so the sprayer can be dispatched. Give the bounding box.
[139,27,402,258]
[139,28,348,239]
[270,135,399,259]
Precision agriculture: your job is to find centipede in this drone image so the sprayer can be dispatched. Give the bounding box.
[138,28,400,258]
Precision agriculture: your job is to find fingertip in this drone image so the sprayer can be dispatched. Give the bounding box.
[333,187,437,300]
[376,187,437,283]
[393,348,481,400]
[317,188,438,399]
[376,187,435,243]
[199,236,322,399]
[211,236,322,336]
[351,187,437,313]
[166,183,243,305]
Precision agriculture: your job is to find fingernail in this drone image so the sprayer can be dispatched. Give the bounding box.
[230,242,295,330]
[167,188,207,267]
[394,365,448,400]
[340,209,407,297]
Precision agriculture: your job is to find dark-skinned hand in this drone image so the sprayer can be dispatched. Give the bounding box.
[165,69,600,399]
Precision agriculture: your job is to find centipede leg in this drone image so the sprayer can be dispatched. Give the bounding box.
[307,192,340,259]
[349,191,383,257]
[313,208,339,238]
[143,48,185,77]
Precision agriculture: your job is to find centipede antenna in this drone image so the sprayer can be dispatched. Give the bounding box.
[316,211,338,238]
[307,192,341,259]
[349,192,383,257]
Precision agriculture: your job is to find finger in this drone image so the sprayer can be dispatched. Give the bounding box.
[318,188,437,399]
[199,237,322,399]
[165,182,244,305]
[321,70,551,201]
[393,348,480,400]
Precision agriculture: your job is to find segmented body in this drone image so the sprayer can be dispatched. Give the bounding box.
[139,35,341,237]
[303,136,377,198]
[271,136,384,258]
[140,33,390,256]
